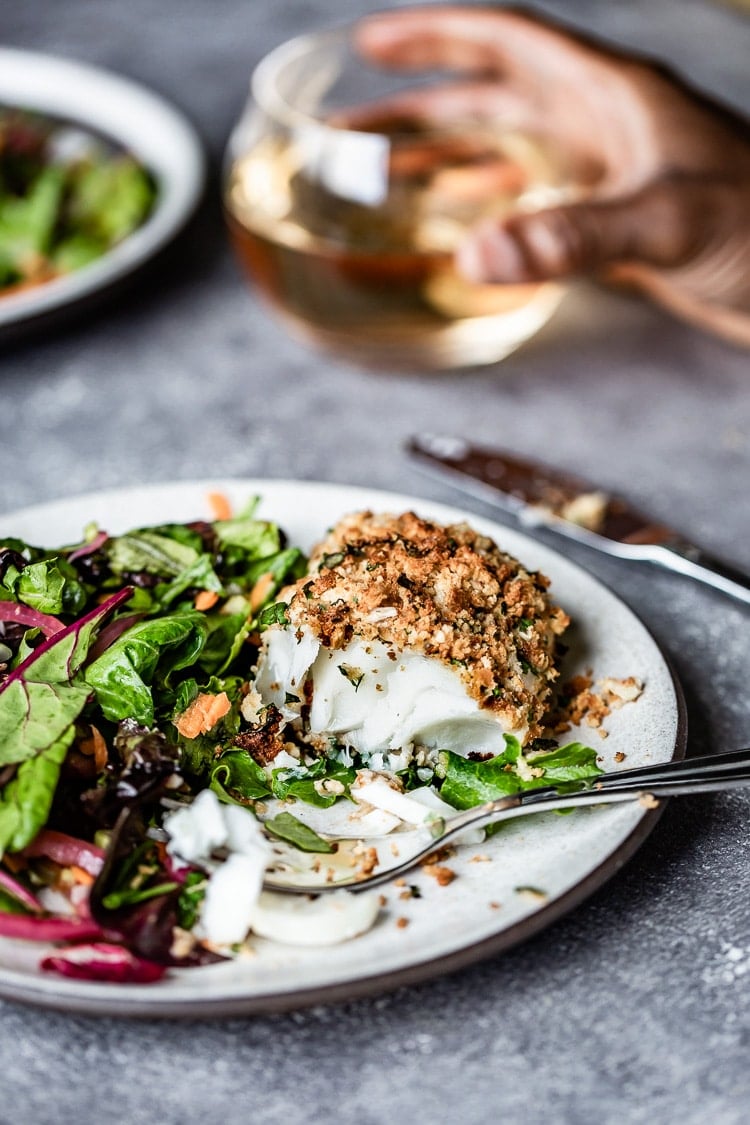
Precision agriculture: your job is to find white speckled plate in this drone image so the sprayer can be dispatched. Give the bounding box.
[0,480,685,1017]
[0,48,204,332]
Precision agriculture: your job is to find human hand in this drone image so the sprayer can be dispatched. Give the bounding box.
[357,6,750,346]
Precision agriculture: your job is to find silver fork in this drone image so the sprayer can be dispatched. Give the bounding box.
[260,746,750,893]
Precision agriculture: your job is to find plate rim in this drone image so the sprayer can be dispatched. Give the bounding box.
[0,477,687,1017]
[0,46,205,329]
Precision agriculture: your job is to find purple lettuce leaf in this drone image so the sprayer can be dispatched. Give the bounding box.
[41,942,166,983]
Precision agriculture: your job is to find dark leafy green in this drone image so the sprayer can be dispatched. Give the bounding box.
[263,812,335,854]
[209,747,357,817]
[438,735,603,810]
[0,587,133,767]
[82,720,181,828]
[105,530,203,580]
[177,870,207,930]
[258,602,289,628]
[197,610,251,677]
[270,759,356,809]
[155,556,224,609]
[0,554,88,618]
[85,611,207,726]
[101,879,180,912]
[210,752,271,804]
[0,587,133,853]
[0,558,64,614]
[0,726,74,854]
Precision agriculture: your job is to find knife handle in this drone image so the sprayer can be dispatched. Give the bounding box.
[651,542,750,606]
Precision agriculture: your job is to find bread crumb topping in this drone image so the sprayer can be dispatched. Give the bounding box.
[280,510,569,740]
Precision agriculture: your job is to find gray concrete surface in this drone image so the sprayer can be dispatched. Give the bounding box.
[0,1,748,1122]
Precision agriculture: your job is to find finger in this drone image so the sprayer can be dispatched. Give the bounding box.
[355,6,607,82]
[456,179,712,283]
[609,264,750,348]
[328,81,537,135]
[607,179,750,342]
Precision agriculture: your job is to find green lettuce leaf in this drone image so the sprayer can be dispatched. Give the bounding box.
[438,735,603,810]
[85,611,207,726]
[52,233,105,272]
[0,678,90,767]
[0,587,133,767]
[66,156,154,244]
[258,602,289,628]
[0,588,133,853]
[213,512,279,556]
[270,759,356,808]
[263,811,335,853]
[105,531,200,578]
[3,558,64,614]
[154,554,224,609]
[0,165,64,272]
[0,556,88,617]
[0,726,76,853]
[524,742,608,783]
[197,611,250,677]
[242,546,306,590]
[210,751,271,803]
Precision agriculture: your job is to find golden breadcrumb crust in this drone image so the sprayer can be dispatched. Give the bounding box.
[280,510,568,739]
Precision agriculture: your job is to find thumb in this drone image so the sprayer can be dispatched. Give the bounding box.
[456,180,703,283]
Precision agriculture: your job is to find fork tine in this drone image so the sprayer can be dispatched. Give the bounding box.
[261,750,750,894]
[151,748,750,895]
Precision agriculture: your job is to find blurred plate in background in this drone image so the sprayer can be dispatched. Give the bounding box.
[0,48,205,333]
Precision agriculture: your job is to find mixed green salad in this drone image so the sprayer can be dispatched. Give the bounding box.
[0,496,601,983]
[0,107,155,294]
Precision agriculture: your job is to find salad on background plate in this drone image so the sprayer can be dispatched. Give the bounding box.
[0,47,203,333]
[0,107,156,297]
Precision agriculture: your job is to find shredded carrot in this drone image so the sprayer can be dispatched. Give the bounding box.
[69,866,95,886]
[78,725,108,773]
[174,691,232,739]
[194,590,219,612]
[2,854,26,874]
[207,491,232,521]
[249,572,275,612]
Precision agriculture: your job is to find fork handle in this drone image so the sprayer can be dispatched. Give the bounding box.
[543,745,750,793]
[649,542,750,606]
[442,761,750,842]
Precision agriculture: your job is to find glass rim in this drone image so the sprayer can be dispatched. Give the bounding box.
[251,27,359,135]
[248,24,494,142]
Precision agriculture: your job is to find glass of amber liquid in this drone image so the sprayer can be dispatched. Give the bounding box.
[224,26,572,370]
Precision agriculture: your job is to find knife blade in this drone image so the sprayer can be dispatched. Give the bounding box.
[407,433,750,606]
